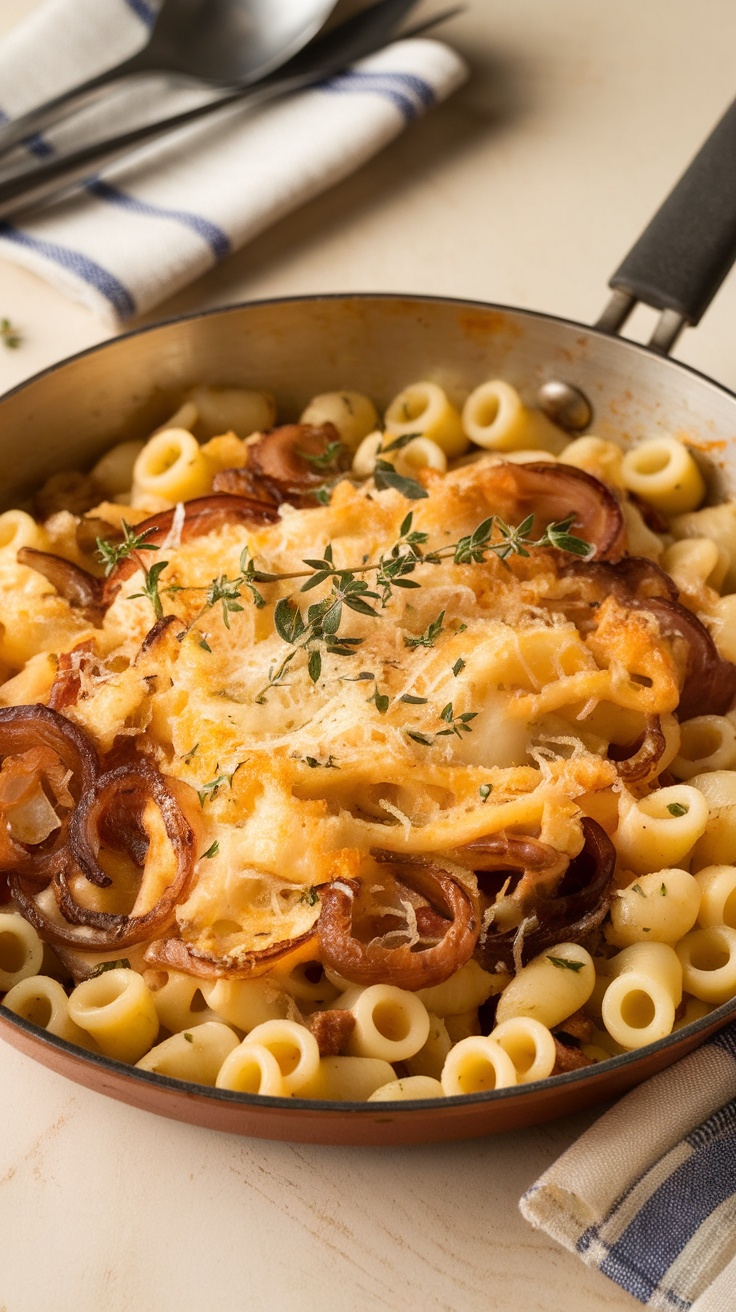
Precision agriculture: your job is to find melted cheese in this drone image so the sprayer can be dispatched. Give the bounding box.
[6,457,691,960]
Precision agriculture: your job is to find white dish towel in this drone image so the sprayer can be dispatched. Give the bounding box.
[0,0,467,324]
[520,1023,736,1311]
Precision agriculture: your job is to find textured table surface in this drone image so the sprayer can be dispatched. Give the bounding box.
[2,3,736,1309]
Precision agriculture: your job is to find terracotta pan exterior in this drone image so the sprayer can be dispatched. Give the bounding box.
[1,293,736,1145]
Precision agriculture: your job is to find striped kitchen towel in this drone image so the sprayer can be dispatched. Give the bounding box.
[520,1024,736,1311]
[0,0,467,324]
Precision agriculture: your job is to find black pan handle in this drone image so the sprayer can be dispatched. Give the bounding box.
[596,96,736,354]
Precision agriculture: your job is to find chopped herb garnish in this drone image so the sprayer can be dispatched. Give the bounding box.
[547,955,585,973]
[452,658,465,677]
[308,650,322,684]
[479,783,493,802]
[183,742,199,765]
[660,882,667,896]
[201,841,220,860]
[667,802,688,817]
[1,317,21,349]
[196,771,236,808]
[199,637,212,653]
[183,1032,194,1043]
[399,694,428,705]
[406,730,434,747]
[369,687,390,714]
[90,958,131,977]
[300,887,320,906]
[295,439,347,470]
[631,884,645,897]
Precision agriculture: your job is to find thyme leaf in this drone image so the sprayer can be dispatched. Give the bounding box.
[96,519,159,575]
[373,459,428,501]
[295,439,347,470]
[129,559,168,620]
[404,610,445,650]
[90,958,131,977]
[0,317,21,349]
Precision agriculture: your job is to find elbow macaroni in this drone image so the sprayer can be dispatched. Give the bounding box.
[2,375,736,1105]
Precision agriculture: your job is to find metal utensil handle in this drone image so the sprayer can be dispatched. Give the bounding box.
[0,82,276,219]
[597,96,736,353]
[0,0,444,222]
[0,55,151,156]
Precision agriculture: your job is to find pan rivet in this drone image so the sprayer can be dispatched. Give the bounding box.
[537,380,592,432]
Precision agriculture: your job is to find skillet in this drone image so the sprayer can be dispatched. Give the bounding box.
[1,98,736,1145]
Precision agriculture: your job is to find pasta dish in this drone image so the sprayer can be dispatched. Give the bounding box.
[1,374,736,1102]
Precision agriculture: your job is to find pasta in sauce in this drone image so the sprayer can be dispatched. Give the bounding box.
[0,377,735,1102]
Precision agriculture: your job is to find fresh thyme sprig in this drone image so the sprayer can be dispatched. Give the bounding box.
[404,610,446,650]
[255,577,373,700]
[405,701,478,747]
[96,519,170,619]
[129,560,168,620]
[437,702,478,738]
[96,520,159,575]
[96,510,592,701]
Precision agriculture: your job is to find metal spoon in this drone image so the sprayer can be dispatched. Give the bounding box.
[0,0,339,156]
[0,0,454,220]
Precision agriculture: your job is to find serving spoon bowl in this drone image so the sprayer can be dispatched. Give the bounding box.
[0,0,340,156]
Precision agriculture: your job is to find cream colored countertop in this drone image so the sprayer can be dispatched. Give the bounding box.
[2,3,736,1310]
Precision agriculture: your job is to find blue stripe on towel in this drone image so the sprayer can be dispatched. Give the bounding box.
[318,70,436,122]
[0,222,136,318]
[686,1098,736,1151]
[0,107,53,158]
[124,0,158,26]
[598,1135,736,1304]
[86,179,231,259]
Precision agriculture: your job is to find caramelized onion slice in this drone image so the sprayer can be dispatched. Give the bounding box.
[643,597,736,719]
[610,715,667,783]
[17,546,104,613]
[458,832,568,906]
[0,705,98,884]
[11,759,197,952]
[317,860,479,991]
[475,818,616,972]
[212,467,280,504]
[560,556,677,606]
[247,422,350,505]
[102,494,279,603]
[143,927,319,979]
[558,556,736,718]
[494,462,626,561]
